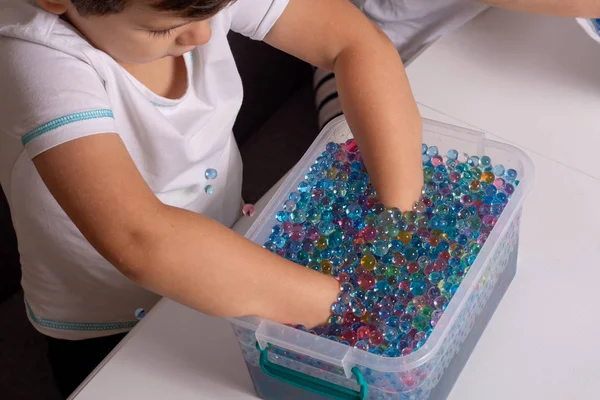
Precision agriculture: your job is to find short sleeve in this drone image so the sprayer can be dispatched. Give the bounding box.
[228,0,290,40]
[576,18,600,44]
[0,37,117,158]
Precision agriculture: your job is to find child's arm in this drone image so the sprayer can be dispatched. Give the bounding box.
[476,1,600,17]
[33,133,339,328]
[265,0,424,211]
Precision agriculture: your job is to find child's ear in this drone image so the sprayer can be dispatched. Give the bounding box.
[36,0,69,15]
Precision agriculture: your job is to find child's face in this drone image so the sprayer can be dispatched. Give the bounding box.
[40,1,212,64]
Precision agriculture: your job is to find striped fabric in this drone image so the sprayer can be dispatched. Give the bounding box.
[313,68,343,130]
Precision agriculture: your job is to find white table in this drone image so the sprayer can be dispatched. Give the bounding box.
[72,8,600,400]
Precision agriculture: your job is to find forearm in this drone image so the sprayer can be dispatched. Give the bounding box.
[114,205,339,328]
[478,0,600,17]
[333,30,423,211]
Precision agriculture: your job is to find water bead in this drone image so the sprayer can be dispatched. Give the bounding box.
[447,149,459,160]
[431,156,444,167]
[373,240,390,256]
[205,168,218,180]
[361,254,377,270]
[426,146,439,157]
[481,171,495,185]
[410,280,427,296]
[504,183,515,195]
[505,168,518,181]
[346,203,362,219]
[397,231,412,245]
[492,164,505,176]
[433,296,448,309]
[479,156,491,167]
[467,156,479,167]
[358,273,376,290]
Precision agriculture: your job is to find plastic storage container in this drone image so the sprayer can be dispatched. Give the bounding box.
[230,116,533,400]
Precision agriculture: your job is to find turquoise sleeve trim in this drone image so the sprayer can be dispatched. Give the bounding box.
[21,109,115,145]
[25,299,138,332]
[151,101,178,108]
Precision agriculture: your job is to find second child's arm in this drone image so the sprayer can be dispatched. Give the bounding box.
[266,0,424,211]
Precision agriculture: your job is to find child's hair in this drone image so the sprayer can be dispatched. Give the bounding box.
[70,0,232,18]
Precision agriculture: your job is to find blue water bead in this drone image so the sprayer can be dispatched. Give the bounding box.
[283,199,296,212]
[351,161,363,172]
[204,168,218,180]
[429,272,442,285]
[319,210,333,221]
[328,231,344,249]
[426,146,439,157]
[390,240,404,253]
[331,302,346,315]
[373,240,390,256]
[374,281,391,297]
[493,192,508,204]
[479,156,491,167]
[386,316,401,329]
[399,321,412,333]
[346,203,363,219]
[492,164,505,176]
[384,347,401,358]
[273,236,287,249]
[376,254,392,267]
[447,149,459,160]
[290,209,306,223]
[393,302,406,314]
[383,326,399,342]
[317,220,335,235]
[364,290,378,309]
[276,211,289,223]
[322,178,334,190]
[491,204,504,217]
[422,154,431,164]
[410,280,427,296]
[467,156,479,167]
[505,168,518,181]
[264,241,277,252]
[298,181,312,193]
[289,241,303,252]
[326,142,340,154]
[485,185,497,197]
[422,144,428,154]
[350,299,367,317]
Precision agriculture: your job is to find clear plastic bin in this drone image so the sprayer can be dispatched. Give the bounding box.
[230,116,534,400]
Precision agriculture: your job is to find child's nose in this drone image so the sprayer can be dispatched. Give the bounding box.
[177,21,212,46]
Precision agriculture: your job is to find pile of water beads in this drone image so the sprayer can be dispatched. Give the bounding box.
[263,139,518,358]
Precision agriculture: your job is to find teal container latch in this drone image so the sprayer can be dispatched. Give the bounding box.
[257,342,368,400]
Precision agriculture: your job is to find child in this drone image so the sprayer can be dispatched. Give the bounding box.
[316,0,600,128]
[0,0,424,397]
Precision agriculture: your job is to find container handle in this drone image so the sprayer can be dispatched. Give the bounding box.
[257,343,368,400]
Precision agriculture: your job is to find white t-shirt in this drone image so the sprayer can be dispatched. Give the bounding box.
[0,0,289,339]
[360,1,600,63]
[360,0,489,63]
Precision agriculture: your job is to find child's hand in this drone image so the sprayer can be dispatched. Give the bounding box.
[266,0,424,211]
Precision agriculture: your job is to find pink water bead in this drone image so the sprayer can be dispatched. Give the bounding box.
[344,139,359,154]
